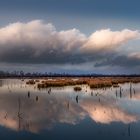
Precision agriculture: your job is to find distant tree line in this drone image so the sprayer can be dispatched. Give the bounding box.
[0,70,140,78]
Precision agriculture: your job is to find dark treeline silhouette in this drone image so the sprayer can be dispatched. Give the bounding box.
[0,70,140,78]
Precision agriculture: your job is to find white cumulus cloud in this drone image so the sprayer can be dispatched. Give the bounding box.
[82,29,139,52]
[0,20,139,65]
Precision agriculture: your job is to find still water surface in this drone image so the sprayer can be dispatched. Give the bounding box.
[0,79,140,140]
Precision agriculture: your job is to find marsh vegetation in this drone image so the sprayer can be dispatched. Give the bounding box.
[25,77,140,89]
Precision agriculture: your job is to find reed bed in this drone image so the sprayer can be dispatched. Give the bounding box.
[25,77,140,89]
[37,79,87,88]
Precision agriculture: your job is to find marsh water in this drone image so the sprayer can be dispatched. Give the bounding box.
[0,79,140,140]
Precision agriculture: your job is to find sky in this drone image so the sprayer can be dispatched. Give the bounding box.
[0,0,140,74]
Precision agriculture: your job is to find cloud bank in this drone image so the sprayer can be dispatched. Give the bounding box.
[0,20,139,68]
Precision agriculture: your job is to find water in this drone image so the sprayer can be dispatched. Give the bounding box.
[0,79,140,140]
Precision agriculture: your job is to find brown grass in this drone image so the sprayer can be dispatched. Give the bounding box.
[37,78,87,89]
[74,86,82,91]
[25,77,140,89]
[26,79,36,85]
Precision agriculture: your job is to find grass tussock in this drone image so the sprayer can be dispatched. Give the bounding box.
[112,84,119,87]
[74,86,82,91]
[26,79,36,85]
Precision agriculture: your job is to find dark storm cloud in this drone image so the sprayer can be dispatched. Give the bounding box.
[0,20,138,67]
[94,51,140,68]
[94,55,140,68]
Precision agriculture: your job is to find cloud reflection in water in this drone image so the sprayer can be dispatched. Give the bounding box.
[0,80,139,133]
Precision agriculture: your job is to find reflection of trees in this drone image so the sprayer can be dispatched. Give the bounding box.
[0,80,2,87]
[18,98,22,130]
